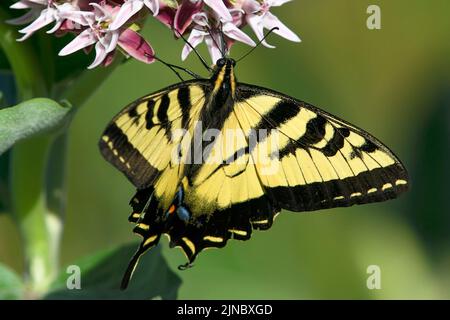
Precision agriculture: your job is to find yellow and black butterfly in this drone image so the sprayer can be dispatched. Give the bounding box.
[99,57,408,289]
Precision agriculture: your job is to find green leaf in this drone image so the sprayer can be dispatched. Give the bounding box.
[0,72,15,216]
[0,263,24,300]
[0,149,10,215]
[0,48,9,70]
[44,243,182,300]
[0,98,71,156]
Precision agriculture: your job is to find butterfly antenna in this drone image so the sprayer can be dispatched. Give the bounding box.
[174,29,212,71]
[219,21,227,58]
[153,55,184,81]
[154,55,203,80]
[206,26,225,60]
[236,27,280,63]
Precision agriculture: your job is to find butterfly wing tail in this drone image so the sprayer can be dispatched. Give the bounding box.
[121,188,160,289]
[121,245,145,290]
[121,234,161,290]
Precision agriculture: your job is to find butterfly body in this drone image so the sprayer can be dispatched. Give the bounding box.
[99,58,408,289]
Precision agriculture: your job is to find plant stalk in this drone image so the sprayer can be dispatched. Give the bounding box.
[1,6,122,296]
[10,137,59,294]
[1,8,56,296]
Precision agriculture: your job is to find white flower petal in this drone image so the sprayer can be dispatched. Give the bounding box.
[192,12,209,27]
[16,32,31,42]
[268,0,292,7]
[88,41,108,69]
[55,2,78,13]
[18,8,55,35]
[241,0,261,14]
[203,0,232,22]
[61,10,94,27]
[246,14,274,48]
[106,31,119,53]
[10,1,32,9]
[46,19,63,34]
[109,1,144,30]
[182,29,207,60]
[144,0,159,16]
[223,22,256,46]
[263,12,300,42]
[205,36,223,64]
[89,2,109,20]
[59,29,97,56]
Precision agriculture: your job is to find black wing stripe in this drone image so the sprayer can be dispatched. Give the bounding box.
[177,86,192,129]
[298,113,327,145]
[156,93,172,138]
[145,100,156,129]
[254,99,300,130]
[321,127,349,157]
[271,164,408,211]
[99,123,161,187]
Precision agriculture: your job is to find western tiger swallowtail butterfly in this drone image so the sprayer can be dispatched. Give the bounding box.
[99,57,408,289]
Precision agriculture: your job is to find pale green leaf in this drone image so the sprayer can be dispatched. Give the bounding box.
[0,98,71,156]
[0,263,24,300]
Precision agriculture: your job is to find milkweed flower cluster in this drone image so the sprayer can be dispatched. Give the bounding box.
[8,0,300,69]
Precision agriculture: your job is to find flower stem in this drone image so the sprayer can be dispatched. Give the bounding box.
[1,6,121,296]
[10,136,59,295]
[1,8,55,296]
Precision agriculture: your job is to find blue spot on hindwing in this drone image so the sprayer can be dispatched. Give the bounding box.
[164,185,190,221]
[176,206,190,222]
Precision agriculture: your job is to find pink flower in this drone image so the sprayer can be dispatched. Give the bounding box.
[9,0,80,41]
[174,0,232,35]
[6,0,302,69]
[7,1,46,26]
[182,12,255,64]
[109,0,160,30]
[154,1,176,28]
[242,0,300,48]
[59,3,154,69]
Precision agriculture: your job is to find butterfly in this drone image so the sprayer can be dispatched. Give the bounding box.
[99,57,409,289]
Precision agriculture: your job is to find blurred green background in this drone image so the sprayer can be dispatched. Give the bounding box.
[1,0,450,299]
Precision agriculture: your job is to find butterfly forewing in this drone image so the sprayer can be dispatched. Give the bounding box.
[99,80,208,189]
[234,83,408,211]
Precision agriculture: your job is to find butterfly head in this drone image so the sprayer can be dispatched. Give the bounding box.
[215,57,236,68]
[211,58,237,98]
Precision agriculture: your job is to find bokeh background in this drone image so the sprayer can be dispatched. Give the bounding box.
[1,0,450,299]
